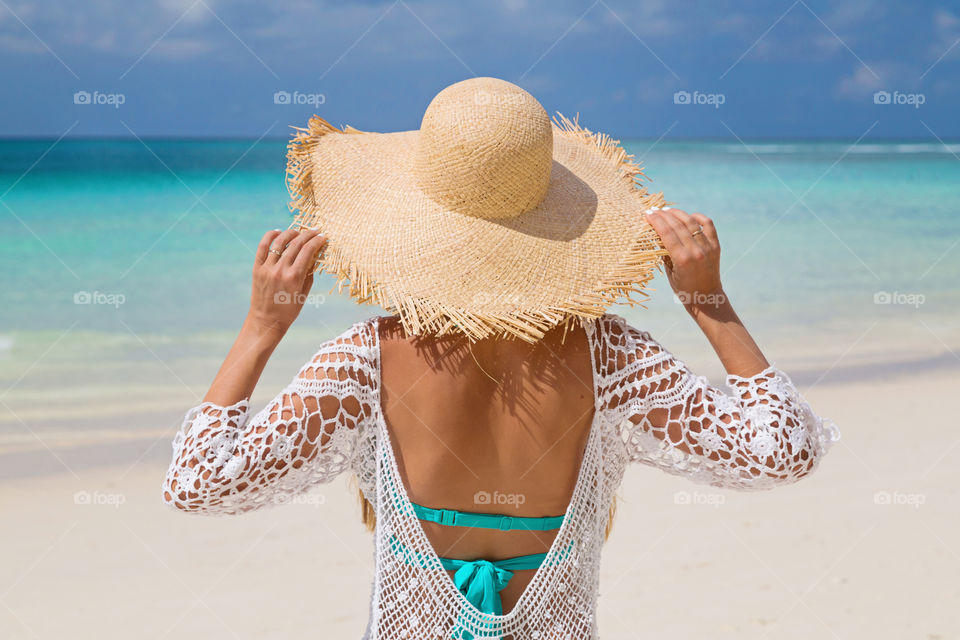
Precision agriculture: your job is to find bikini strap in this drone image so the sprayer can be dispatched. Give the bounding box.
[411,502,565,531]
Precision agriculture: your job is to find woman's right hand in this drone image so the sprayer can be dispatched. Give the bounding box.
[246,228,327,339]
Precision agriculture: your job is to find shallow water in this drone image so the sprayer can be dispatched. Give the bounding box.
[1,138,957,442]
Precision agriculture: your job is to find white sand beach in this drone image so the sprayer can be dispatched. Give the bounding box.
[2,362,957,639]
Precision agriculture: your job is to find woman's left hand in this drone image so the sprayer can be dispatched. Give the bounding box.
[247,227,327,338]
[645,207,770,376]
[645,207,724,307]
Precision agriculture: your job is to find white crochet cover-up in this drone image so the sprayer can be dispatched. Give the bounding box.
[162,313,840,639]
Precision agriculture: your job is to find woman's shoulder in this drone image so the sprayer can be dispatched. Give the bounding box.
[587,313,675,384]
[594,312,654,344]
[300,316,382,375]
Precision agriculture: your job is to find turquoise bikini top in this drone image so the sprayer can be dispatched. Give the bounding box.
[405,500,567,638]
[411,501,566,532]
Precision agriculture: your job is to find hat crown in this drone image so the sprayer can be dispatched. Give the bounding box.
[413,77,553,220]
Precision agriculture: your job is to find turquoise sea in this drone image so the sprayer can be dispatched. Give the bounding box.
[0,138,958,470]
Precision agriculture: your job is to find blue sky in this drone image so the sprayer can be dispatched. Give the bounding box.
[1,0,958,139]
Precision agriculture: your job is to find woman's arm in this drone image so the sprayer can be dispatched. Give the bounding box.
[597,208,839,490]
[162,227,382,515]
[644,207,768,376]
[204,227,327,405]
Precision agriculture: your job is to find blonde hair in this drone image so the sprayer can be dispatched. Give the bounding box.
[356,490,618,541]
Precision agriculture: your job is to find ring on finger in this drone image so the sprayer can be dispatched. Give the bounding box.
[270,247,283,257]
[691,225,704,238]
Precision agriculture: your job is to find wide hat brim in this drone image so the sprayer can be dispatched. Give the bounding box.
[286,113,668,342]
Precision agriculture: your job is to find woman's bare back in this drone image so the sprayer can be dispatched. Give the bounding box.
[377,316,596,612]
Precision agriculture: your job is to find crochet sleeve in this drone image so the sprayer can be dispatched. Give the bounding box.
[596,315,840,490]
[161,321,377,515]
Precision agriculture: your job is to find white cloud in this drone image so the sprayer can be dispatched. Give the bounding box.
[835,61,920,99]
[714,14,751,34]
[835,65,885,97]
[929,9,960,61]
[724,3,878,65]
[500,0,527,13]
[633,73,681,105]
[0,34,44,54]
[596,0,680,38]
[933,8,959,30]
[822,0,886,30]
[811,33,844,56]
[154,36,215,58]
[158,0,212,27]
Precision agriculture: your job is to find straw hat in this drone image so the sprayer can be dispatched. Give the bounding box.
[286,77,668,342]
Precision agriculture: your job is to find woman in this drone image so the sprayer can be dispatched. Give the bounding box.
[162,78,839,640]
